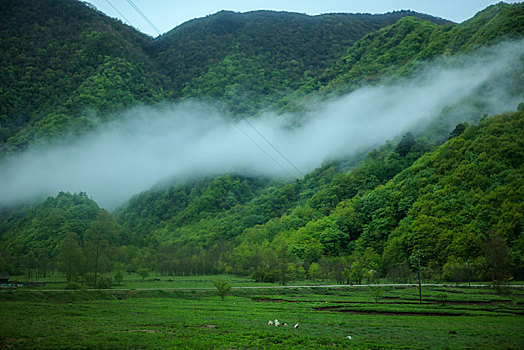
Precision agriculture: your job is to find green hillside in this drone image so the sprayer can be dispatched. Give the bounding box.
[0,0,449,155]
[156,10,449,113]
[0,1,522,288]
[0,0,164,155]
[263,111,523,282]
[2,1,520,154]
[109,112,522,282]
[1,112,521,284]
[318,2,524,95]
[0,192,118,280]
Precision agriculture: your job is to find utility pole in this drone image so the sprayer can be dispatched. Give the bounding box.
[466,260,471,287]
[417,251,422,304]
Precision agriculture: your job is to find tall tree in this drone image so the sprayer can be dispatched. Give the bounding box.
[57,232,83,284]
[484,231,512,291]
[84,211,118,288]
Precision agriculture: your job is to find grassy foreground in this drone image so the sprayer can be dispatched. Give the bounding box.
[1,279,523,349]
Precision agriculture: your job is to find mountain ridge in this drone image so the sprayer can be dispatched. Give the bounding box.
[0,0,458,154]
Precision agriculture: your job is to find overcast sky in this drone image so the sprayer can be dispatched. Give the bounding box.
[83,0,511,37]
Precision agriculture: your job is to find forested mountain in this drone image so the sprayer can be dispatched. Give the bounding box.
[112,111,522,280]
[0,0,522,287]
[0,0,449,154]
[2,111,522,283]
[313,2,524,95]
[154,10,449,114]
[0,192,118,279]
[0,0,164,155]
[1,0,521,154]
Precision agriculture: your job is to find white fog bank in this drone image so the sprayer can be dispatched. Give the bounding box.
[1,40,522,209]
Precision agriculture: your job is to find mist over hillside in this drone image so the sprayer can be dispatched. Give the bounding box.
[0,40,522,209]
[1,1,446,155]
[4,0,521,156]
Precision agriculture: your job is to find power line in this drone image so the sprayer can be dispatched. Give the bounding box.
[225,118,295,177]
[104,0,132,27]
[99,1,302,177]
[125,0,162,36]
[241,117,305,177]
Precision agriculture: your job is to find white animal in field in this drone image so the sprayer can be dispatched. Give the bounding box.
[274,319,280,327]
[294,323,299,328]
[268,320,273,326]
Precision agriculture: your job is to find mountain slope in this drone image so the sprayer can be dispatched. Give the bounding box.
[0,192,117,277]
[1,1,518,155]
[229,111,523,280]
[0,0,164,155]
[155,10,449,114]
[385,112,523,266]
[0,1,452,156]
[2,111,521,281]
[116,133,429,251]
[319,2,524,94]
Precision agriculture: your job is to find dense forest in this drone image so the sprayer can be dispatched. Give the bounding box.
[0,0,453,155]
[0,0,523,289]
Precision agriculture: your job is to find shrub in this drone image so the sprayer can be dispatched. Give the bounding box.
[436,292,447,305]
[214,281,232,300]
[65,282,81,290]
[252,269,279,283]
[370,287,384,303]
[137,268,150,281]
[114,269,124,285]
[96,276,114,289]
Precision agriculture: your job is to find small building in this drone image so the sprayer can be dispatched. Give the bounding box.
[0,272,10,284]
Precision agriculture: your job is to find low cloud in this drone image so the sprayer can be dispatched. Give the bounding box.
[1,40,522,209]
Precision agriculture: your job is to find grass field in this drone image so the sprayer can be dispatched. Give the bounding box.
[1,276,523,349]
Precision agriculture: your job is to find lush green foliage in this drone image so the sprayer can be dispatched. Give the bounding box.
[214,280,232,300]
[0,192,122,287]
[383,113,523,266]
[318,3,524,95]
[0,1,521,152]
[264,112,523,284]
[160,10,447,113]
[0,0,164,154]
[2,112,521,287]
[116,175,272,245]
[0,1,451,153]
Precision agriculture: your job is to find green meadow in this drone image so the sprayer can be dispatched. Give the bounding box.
[1,276,523,349]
